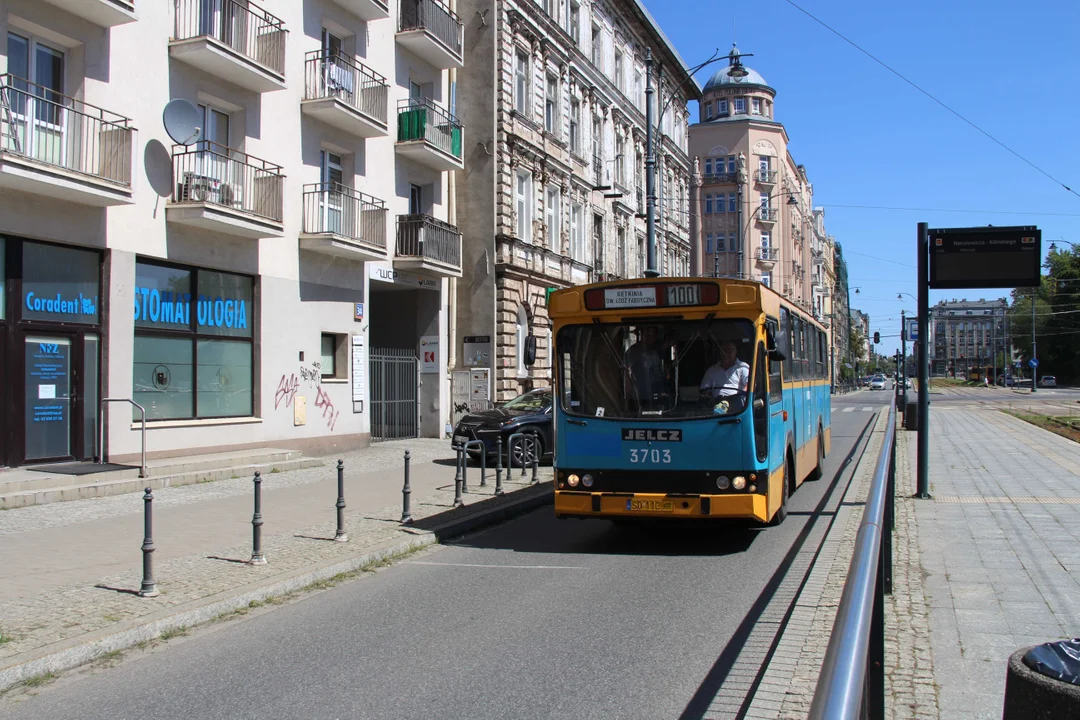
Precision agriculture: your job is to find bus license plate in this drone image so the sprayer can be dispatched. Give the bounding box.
[627,499,674,512]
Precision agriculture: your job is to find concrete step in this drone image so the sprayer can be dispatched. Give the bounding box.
[0,449,304,495]
[0,457,323,509]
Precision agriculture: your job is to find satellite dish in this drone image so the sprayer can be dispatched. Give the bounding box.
[163,99,201,145]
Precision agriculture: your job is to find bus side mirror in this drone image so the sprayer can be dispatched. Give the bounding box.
[524,335,537,367]
[769,348,786,362]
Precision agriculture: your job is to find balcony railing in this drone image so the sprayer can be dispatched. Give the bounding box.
[396,213,461,267]
[703,172,736,184]
[171,140,284,222]
[304,50,388,127]
[0,74,132,186]
[396,99,462,160]
[758,248,777,262]
[399,0,463,59]
[755,169,777,183]
[302,182,387,249]
[174,0,286,76]
[758,206,779,222]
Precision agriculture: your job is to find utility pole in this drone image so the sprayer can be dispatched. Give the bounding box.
[1031,286,1037,393]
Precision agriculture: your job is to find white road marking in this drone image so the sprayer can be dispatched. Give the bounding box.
[842,407,855,413]
[862,407,874,412]
[404,561,588,570]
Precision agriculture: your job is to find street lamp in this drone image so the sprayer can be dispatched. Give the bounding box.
[645,46,748,278]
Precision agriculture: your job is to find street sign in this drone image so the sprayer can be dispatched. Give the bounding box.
[904,318,919,342]
[928,226,1041,289]
[1029,358,1039,368]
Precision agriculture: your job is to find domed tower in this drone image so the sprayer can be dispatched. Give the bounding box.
[700,45,776,123]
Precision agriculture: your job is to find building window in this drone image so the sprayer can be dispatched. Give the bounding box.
[717,233,726,252]
[715,193,725,212]
[761,273,772,287]
[758,155,770,174]
[704,158,713,176]
[734,98,746,114]
[545,74,560,135]
[761,231,771,249]
[514,49,530,115]
[728,194,737,212]
[617,226,626,276]
[567,0,580,43]
[717,99,728,116]
[705,194,713,215]
[727,155,736,173]
[705,102,713,120]
[706,233,713,254]
[569,98,580,153]
[570,203,585,263]
[590,25,601,68]
[752,98,762,115]
[515,169,533,241]
[133,261,254,420]
[545,185,561,249]
[615,134,625,184]
[760,192,770,210]
[516,305,529,378]
[321,333,347,379]
[634,69,643,106]
[613,49,623,92]
[543,0,556,17]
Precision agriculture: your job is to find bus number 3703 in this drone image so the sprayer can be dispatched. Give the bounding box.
[629,448,672,464]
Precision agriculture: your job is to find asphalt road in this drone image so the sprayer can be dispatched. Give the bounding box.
[0,392,891,720]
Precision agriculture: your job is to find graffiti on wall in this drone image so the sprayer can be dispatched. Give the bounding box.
[314,386,339,432]
[275,374,300,410]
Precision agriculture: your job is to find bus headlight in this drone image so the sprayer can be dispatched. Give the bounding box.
[749,484,757,493]
[567,474,580,487]
[582,474,594,488]
[733,476,747,490]
[716,475,730,490]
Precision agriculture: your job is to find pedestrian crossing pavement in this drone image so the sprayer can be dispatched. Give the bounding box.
[840,406,877,412]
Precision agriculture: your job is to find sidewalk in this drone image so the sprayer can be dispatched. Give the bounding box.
[0,439,551,692]
[888,405,1080,719]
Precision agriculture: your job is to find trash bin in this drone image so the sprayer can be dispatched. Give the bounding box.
[1003,641,1080,719]
[905,401,918,431]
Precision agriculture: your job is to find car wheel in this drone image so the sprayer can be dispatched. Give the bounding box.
[510,433,542,468]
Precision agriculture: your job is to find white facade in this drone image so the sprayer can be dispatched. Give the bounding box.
[0,0,464,466]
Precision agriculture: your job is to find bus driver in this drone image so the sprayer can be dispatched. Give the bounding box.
[699,339,750,413]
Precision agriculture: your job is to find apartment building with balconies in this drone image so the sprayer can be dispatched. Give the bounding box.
[452,0,696,403]
[0,0,463,468]
[688,47,819,312]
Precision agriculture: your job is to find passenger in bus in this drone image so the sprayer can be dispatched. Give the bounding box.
[699,339,750,413]
[624,325,673,410]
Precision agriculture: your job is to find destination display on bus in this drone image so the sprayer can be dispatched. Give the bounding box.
[584,282,719,311]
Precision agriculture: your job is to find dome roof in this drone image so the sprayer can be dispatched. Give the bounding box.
[702,45,773,93]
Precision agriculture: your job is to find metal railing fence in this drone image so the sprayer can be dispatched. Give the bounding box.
[0,74,133,186]
[809,399,897,720]
[396,213,462,268]
[303,50,388,127]
[173,0,286,75]
[396,98,462,160]
[398,0,463,59]
[302,182,387,249]
[171,140,284,222]
[370,349,418,441]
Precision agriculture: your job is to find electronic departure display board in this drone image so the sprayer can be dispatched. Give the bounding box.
[928,226,1041,289]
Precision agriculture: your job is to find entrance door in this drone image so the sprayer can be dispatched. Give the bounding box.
[24,334,75,462]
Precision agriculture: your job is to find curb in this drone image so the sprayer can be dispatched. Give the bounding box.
[0,482,553,694]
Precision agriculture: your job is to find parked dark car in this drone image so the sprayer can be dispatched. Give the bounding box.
[451,389,553,466]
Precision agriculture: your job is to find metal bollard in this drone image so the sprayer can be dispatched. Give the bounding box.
[495,437,505,496]
[335,459,348,542]
[250,471,266,565]
[139,488,159,597]
[531,438,540,485]
[401,450,413,524]
[453,445,464,508]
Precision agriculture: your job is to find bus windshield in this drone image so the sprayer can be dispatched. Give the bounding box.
[556,319,756,420]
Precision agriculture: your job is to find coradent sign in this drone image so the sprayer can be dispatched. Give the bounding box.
[368,263,439,290]
[133,288,249,330]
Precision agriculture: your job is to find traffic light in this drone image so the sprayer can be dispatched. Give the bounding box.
[873,331,880,344]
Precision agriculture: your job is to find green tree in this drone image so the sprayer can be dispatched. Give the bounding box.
[1008,245,1080,384]
[849,326,867,367]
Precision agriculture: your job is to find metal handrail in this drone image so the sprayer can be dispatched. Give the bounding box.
[809,399,897,720]
[99,398,147,478]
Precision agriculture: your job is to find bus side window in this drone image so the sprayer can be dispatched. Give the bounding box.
[779,307,792,382]
[766,319,783,403]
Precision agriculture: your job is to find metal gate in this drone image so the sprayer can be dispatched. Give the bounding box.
[369,348,418,441]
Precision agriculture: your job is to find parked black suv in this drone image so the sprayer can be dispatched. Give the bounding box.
[451,389,553,466]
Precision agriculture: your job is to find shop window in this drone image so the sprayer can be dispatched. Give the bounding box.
[22,241,100,325]
[133,261,254,420]
[321,333,347,379]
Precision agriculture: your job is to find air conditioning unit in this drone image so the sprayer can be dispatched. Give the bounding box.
[180,172,219,202]
[218,182,243,208]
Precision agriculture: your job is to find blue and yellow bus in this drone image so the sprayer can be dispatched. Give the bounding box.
[548,277,831,525]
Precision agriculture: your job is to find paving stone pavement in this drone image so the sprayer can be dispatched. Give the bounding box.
[0,438,551,687]
[915,408,1080,720]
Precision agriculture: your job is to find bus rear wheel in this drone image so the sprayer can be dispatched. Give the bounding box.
[769,455,791,526]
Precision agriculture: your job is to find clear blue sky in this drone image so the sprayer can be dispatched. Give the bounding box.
[642,0,1080,357]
